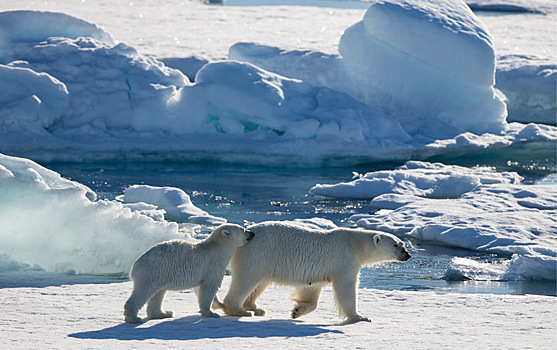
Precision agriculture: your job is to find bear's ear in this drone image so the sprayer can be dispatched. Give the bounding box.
[373,234,381,245]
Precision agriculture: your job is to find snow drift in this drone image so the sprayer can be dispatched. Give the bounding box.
[231,0,509,139]
[0,10,114,57]
[122,185,227,224]
[0,10,413,164]
[309,161,556,281]
[349,182,557,280]
[0,8,555,165]
[0,154,183,274]
[338,0,507,137]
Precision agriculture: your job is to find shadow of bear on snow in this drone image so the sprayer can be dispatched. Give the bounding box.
[68,315,343,341]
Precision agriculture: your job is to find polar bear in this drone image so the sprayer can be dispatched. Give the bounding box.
[214,221,410,323]
[123,224,254,324]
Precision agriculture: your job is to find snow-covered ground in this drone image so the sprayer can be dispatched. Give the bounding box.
[1,275,555,349]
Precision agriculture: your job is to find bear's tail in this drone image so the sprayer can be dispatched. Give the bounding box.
[211,297,225,310]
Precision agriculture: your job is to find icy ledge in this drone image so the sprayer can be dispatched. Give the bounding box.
[121,185,227,225]
[0,9,555,165]
[310,161,556,281]
[0,153,220,274]
[232,0,508,139]
[310,161,521,200]
[333,167,557,281]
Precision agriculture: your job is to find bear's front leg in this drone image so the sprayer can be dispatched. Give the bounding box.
[197,281,221,318]
[332,273,372,324]
[223,272,264,317]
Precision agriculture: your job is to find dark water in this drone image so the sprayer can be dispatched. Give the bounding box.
[47,153,556,297]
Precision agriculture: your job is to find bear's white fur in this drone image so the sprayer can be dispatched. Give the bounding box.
[215,221,410,323]
[123,223,254,323]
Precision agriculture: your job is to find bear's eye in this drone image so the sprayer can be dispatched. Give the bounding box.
[394,244,398,248]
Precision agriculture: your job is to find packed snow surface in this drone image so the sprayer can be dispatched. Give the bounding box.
[1,275,555,349]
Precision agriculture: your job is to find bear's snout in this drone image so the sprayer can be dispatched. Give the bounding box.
[402,251,411,261]
[246,230,255,241]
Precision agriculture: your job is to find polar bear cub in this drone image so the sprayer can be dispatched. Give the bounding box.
[123,223,254,324]
[216,221,410,323]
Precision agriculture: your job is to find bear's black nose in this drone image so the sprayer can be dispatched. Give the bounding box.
[404,252,411,261]
[246,230,255,241]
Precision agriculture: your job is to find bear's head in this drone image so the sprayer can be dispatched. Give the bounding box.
[372,232,411,263]
[215,223,255,247]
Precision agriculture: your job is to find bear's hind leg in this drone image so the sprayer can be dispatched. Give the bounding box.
[124,286,158,324]
[243,281,270,316]
[291,286,322,319]
[146,289,173,319]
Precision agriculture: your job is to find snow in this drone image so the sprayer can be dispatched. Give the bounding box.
[1,275,556,349]
[0,0,555,347]
[122,185,227,225]
[310,161,521,199]
[351,183,557,280]
[0,154,183,274]
[233,0,510,138]
[0,4,555,165]
[0,10,114,57]
[0,10,414,165]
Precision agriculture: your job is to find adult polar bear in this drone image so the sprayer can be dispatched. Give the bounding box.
[216,221,411,323]
[124,224,254,323]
